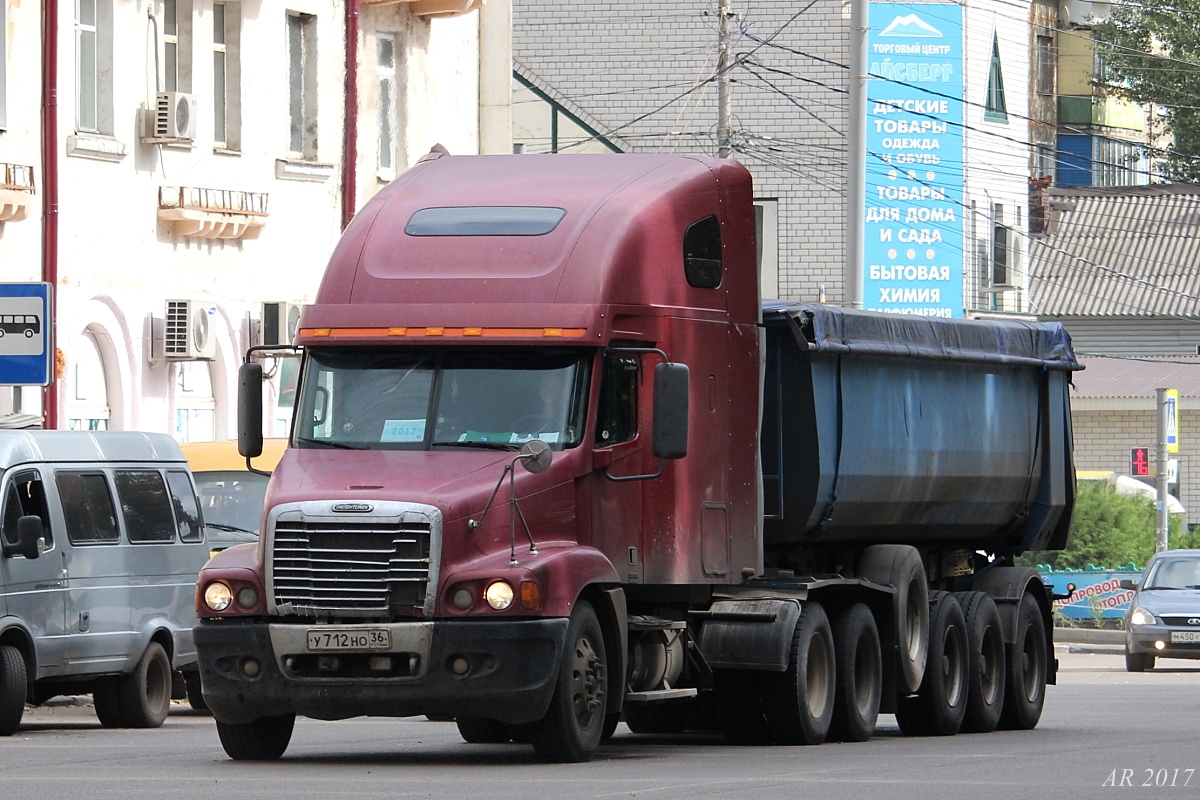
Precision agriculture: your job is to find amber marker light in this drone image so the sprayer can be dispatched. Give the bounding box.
[520,581,541,610]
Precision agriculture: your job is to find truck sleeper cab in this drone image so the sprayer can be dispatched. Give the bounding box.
[0,431,210,734]
[194,153,1077,763]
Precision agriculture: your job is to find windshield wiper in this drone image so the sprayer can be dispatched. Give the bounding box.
[1145,585,1184,590]
[431,440,520,451]
[205,523,257,534]
[294,436,368,450]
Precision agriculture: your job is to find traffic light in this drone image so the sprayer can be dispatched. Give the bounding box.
[1130,447,1150,477]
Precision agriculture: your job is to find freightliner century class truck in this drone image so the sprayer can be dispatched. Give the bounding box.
[194,153,1079,762]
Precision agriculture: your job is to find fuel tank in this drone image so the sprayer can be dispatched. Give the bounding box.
[760,303,1079,553]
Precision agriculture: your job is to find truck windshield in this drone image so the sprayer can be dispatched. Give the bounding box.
[294,348,589,451]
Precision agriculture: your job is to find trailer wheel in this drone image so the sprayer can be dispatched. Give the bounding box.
[118,642,172,728]
[895,591,967,737]
[858,544,929,693]
[624,700,692,735]
[601,711,620,740]
[762,600,836,746]
[216,714,296,760]
[714,669,770,744]
[93,676,126,728]
[998,591,1047,730]
[529,600,608,763]
[954,591,1005,733]
[826,603,881,743]
[456,716,511,743]
[0,644,27,736]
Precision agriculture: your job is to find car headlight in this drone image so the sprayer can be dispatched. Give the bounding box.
[204,582,234,612]
[1130,606,1159,626]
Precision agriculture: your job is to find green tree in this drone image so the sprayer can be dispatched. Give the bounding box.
[1020,481,1186,570]
[1091,3,1200,182]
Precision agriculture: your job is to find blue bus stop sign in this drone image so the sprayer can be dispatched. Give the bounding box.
[0,283,53,386]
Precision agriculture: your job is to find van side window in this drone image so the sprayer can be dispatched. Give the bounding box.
[2,470,53,550]
[57,472,120,544]
[115,470,177,543]
[165,470,203,543]
[596,355,638,446]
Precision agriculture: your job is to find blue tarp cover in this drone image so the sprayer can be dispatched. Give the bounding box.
[761,301,1081,372]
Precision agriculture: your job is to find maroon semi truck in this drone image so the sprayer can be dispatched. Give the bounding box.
[194,153,1078,762]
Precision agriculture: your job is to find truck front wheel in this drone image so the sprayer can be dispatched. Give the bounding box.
[529,600,608,762]
[216,713,296,760]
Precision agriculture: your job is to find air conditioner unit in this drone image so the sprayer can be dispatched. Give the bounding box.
[261,301,302,347]
[147,92,197,142]
[164,299,216,360]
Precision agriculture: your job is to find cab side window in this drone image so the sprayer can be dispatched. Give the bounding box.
[115,470,177,543]
[2,470,52,551]
[596,356,638,446]
[57,472,120,545]
[165,470,203,543]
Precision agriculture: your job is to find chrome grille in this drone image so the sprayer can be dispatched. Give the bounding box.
[271,519,431,618]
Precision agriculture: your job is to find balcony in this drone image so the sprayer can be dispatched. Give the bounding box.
[360,0,483,17]
[158,186,268,240]
[0,163,35,223]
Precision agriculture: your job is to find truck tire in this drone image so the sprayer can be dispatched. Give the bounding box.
[895,591,967,737]
[601,712,620,740]
[0,644,27,736]
[118,642,172,728]
[456,716,510,743]
[1125,651,1154,672]
[827,603,882,743]
[857,544,929,693]
[216,714,296,760]
[624,701,691,735]
[714,669,769,744]
[762,600,836,746]
[998,591,1048,730]
[93,676,126,728]
[954,591,1005,733]
[529,600,608,763]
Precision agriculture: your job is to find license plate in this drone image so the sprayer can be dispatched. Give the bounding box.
[306,628,391,651]
[1170,630,1200,643]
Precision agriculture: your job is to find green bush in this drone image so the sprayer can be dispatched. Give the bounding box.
[1019,481,1187,571]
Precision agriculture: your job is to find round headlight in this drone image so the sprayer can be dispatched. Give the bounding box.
[1130,606,1158,626]
[204,582,233,612]
[452,587,474,611]
[236,587,259,609]
[484,581,514,610]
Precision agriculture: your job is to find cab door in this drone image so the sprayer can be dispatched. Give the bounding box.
[590,353,645,583]
[0,469,69,674]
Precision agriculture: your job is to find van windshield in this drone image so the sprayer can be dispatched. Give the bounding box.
[294,347,590,452]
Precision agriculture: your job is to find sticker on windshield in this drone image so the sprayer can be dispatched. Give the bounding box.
[381,419,426,443]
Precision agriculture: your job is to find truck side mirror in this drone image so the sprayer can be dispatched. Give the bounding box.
[653,363,689,460]
[238,362,264,459]
[4,515,45,560]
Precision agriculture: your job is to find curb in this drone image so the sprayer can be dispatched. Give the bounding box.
[1052,627,1124,645]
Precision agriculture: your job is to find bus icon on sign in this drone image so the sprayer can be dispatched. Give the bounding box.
[0,315,40,338]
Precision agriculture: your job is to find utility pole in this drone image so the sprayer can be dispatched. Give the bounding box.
[717,0,733,158]
[1155,388,1173,553]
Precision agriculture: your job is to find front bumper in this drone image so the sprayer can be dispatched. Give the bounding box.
[1126,625,1200,660]
[195,617,568,725]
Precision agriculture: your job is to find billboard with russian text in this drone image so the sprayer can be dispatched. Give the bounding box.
[864,3,964,318]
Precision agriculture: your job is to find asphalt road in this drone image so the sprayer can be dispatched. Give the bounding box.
[2,648,1198,800]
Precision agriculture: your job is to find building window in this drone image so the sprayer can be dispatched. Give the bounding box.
[991,203,1010,286]
[213,2,241,149]
[377,34,397,177]
[1036,35,1055,95]
[0,0,7,131]
[985,33,1008,123]
[67,330,110,432]
[1094,137,1145,187]
[174,362,215,442]
[287,12,318,158]
[161,0,193,94]
[75,0,113,134]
